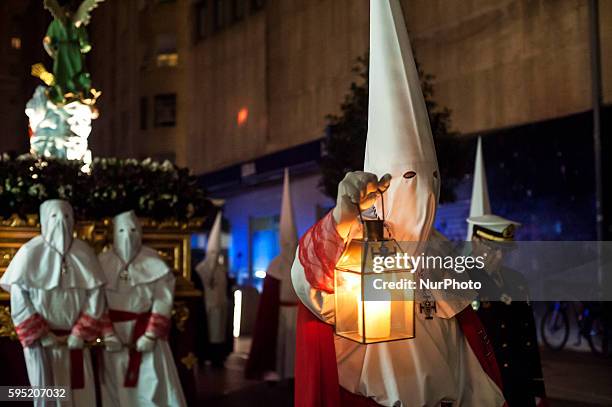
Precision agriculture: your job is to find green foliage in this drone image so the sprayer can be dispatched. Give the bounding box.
[0,154,213,221]
[319,53,469,203]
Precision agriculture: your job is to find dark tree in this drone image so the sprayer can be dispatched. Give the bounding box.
[319,53,468,203]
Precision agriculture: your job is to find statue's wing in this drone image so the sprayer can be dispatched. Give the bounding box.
[43,0,65,22]
[73,0,105,27]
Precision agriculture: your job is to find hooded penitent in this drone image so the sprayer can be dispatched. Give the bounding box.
[99,210,186,406]
[291,1,506,406]
[266,168,298,284]
[466,137,492,240]
[196,210,223,280]
[246,169,299,380]
[364,0,440,244]
[100,211,170,290]
[0,199,104,291]
[195,210,228,345]
[1,199,105,407]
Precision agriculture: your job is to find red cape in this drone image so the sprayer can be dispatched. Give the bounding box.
[244,275,280,379]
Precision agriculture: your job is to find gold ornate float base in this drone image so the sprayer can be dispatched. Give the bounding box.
[0,216,202,321]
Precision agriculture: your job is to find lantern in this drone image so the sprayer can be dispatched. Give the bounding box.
[334,214,415,344]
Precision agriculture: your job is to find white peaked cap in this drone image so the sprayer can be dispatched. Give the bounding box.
[364,0,438,176]
[466,137,491,239]
[266,168,298,281]
[207,211,223,257]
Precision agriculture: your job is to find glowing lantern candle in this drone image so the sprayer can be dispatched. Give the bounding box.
[334,216,415,344]
[358,296,391,340]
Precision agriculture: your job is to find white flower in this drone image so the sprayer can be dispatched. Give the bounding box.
[161,160,174,172]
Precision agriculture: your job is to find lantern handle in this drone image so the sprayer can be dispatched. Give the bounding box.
[378,187,386,222]
[352,187,386,225]
[353,200,365,225]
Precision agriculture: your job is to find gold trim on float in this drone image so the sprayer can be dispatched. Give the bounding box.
[0,215,204,319]
[180,352,198,370]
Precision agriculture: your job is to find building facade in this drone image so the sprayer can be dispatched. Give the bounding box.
[0,0,48,155]
[5,0,608,283]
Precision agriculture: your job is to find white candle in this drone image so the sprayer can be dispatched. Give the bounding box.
[358,299,391,340]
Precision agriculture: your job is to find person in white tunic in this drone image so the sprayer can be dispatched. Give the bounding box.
[195,211,228,349]
[290,1,507,406]
[0,199,105,407]
[99,210,186,407]
[259,168,299,380]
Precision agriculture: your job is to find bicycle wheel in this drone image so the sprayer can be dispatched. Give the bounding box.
[587,317,610,357]
[541,307,569,351]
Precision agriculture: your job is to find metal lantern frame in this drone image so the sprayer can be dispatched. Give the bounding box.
[334,194,416,344]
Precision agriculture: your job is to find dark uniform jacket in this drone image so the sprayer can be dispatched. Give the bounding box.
[472,266,546,407]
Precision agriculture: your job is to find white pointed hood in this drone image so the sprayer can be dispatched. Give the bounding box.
[466,137,492,239]
[266,168,298,281]
[0,199,104,291]
[364,0,439,243]
[113,210,142,265]
[195,211,223,282]
[99,210,170,290]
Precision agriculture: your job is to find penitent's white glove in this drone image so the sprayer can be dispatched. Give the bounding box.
[39,332,57,348]
[135,334,156,353]
[104,334,122,352]
[332,171,391,238]
[67,334,84,349]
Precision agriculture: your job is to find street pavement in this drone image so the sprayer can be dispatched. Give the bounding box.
[196,338,612,406]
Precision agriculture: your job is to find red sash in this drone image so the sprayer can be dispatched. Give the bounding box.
[51,329,84,390]
[108,309,151,387]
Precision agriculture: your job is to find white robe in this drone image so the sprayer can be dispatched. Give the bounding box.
[272,256,298,380]
[291,248,505,407]
[100,263,186,407]
[10,282,103,407]
[196,258,228,344]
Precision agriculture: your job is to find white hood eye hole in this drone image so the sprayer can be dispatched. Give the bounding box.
[403,171,416,179]
[131,228,136,232]
[51,213,57,218]
[119,228,125,233]
[433,170,439,179]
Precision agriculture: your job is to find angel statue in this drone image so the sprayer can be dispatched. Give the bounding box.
[26,0,103,171]
[33,0,104,105]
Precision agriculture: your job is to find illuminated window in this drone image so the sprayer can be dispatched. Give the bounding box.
[237,107,248,126]
[155,34,178,67]
[156,53,178,67]
[10,37,21,50]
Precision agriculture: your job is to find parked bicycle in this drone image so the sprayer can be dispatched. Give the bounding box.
[540,301,610,357]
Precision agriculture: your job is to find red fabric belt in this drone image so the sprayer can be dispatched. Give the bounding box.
[51,329,84,390]
[280,301,299,307]
[108,309,151,387]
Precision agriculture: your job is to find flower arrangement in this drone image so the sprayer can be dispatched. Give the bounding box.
[0,154,213,222]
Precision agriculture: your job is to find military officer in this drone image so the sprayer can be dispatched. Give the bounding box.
[468,214,547,407]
